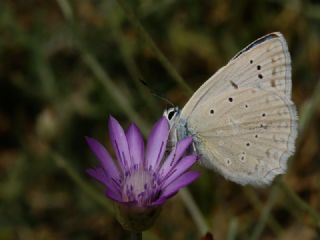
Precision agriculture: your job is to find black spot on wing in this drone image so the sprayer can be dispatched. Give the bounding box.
[230,81,238,89]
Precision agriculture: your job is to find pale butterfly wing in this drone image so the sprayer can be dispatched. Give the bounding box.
[186,88,297,186]
[181,32,291,118]
[164,32,297,185]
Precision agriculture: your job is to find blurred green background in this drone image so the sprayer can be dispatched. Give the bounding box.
[1,0,320,239]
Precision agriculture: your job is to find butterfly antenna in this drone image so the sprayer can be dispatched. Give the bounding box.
[140,80,175,107]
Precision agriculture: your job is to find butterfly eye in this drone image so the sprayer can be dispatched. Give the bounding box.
[168,110,176,120]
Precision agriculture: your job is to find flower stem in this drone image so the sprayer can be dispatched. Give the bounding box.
[179,189,209,235]
[278,179,320,228]
[130,232,142,240]
[53,153,114,213]
[249,186,279,240]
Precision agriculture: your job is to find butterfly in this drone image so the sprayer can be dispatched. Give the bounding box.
[163,32,298,186]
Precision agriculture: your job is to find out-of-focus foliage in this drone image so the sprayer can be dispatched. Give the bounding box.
[1,0,320,239]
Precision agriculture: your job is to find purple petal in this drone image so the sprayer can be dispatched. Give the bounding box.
[86,167,108,185]
[161,155,198,188]
[105,188,123,203]
[86,167,120,192]
[146,117,169,170]
[126,123,144,167]
[108,116,131,172]
[160,171,200,199]
[105,188,137,205]
[160,136,193,177]
[87,167,121,202]
[85,136,120,179]
[151,195,171,206]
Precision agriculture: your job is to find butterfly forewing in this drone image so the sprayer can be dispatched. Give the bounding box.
[187,88,297,186]
[181,32,291,119]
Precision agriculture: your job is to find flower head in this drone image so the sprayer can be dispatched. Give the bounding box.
[86,116,199,231]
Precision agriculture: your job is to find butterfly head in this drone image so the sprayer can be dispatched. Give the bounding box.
[163,107,181,149]
[163,107,180,126]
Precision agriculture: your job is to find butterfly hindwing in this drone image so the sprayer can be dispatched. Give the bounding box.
[187,88,297,186]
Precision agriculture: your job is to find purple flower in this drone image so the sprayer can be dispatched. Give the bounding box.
[86,116,199,231]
